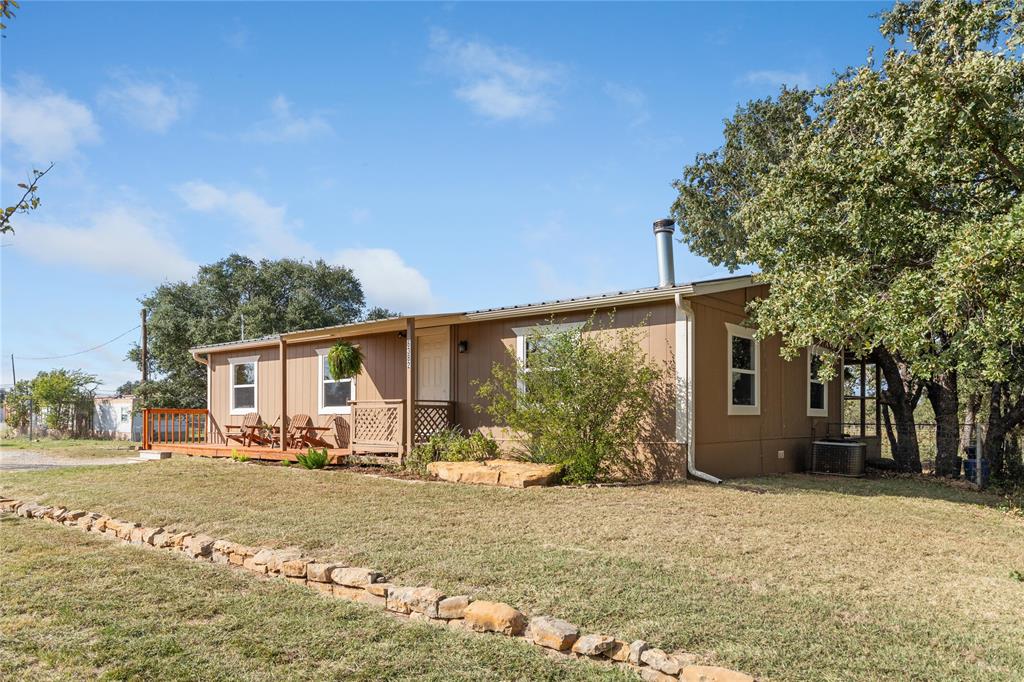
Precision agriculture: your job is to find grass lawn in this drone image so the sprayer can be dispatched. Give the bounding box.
[3,457,1024,681]
[0,517,629,681]
[1,437,137,459]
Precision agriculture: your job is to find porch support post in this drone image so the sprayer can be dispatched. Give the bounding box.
[859,358,867,437]
[279,338,288,452]
[404,317,416,464]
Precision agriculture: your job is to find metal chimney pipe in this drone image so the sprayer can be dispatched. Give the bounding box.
[653,218,676,287]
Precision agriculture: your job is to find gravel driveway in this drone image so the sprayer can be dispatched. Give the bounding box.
[0,449,142,472]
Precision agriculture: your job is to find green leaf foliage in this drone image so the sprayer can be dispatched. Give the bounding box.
[326,341,363,381]
[475,315,663,484]
[296,448,329,470]
[128,255,368,408]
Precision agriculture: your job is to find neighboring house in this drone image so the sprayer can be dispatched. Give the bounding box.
[94,395,141,441]
[175,221,840,480]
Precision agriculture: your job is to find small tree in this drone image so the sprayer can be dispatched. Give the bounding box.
[31,369,98,434]
[475,316,661,484]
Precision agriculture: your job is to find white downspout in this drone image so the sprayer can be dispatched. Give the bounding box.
[675,293,722,484]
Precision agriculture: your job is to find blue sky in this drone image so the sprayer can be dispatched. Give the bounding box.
[1,1,889,391]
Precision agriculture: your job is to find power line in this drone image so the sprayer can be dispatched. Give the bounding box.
[13,325,141,361]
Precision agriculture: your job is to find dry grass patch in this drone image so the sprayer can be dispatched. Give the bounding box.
[0,517,631,681]
[1,437,136,459]
[3,457,1024,681]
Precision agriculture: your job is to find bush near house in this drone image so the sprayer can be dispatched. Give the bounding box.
[405,427,499,475]
[475,316,661,484]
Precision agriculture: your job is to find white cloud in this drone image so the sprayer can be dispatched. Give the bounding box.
[334,248,437,313]
[98,73,196,133]
[176,181,437,312]
[11,206,197,282]
[603,82,650,127]
[741,70,813,90]
[175,180,310,256]
[429,29,562,121]
[243,94,333,142]
[0,77,100,162]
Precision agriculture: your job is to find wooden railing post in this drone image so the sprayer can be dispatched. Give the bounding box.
[142,409,150,450]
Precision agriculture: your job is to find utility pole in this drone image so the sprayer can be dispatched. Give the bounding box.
[10,354,15,385]
[140,308,148,384]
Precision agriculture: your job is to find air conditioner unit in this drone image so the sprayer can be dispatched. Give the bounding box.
[811,440,866,477]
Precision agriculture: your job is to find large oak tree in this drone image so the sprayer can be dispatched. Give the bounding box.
[671,0,1024,476]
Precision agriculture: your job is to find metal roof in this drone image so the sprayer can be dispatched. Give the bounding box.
[190,273,756,355]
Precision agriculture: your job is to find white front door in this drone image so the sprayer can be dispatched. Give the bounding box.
[416,328,450,401]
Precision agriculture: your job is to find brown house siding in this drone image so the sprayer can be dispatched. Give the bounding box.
[201,282,841,479]
[690,286,839,479]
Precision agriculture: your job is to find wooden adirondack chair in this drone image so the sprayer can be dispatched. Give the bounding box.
[284,414,314,449]
[319,415,350,449]
[225,413,261,447]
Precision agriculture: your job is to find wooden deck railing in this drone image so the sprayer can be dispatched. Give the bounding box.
[350,400,404,453]
[350,399,455,454]
[142,408,220,449]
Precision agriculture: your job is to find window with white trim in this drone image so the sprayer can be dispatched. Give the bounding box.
[726,323,759,415]
[316,348,355,414]
[807,346,828,417]
[229,355,259,415]
[512,322,584,392]
[119,407,130,424]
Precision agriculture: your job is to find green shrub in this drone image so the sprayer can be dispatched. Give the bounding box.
[406,427,499,475]
[230,449,250,463]
[475,315,662,484]
[296,448,329,470]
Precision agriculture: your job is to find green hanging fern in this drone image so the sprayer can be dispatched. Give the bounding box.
[327,340,363,380]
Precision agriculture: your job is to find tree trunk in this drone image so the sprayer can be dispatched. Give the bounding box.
[927,371,960,477]
[984,382,1024,481]
[876,346,923,473]
[959,391,980,455]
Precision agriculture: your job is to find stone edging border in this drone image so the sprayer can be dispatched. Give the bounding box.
[1,498,755,682]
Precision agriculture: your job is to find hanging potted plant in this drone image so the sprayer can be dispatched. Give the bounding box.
[327,340,363,380]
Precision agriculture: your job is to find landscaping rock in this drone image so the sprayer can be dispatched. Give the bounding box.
[603,640,631,662]
[250,548,276,565]
[628,640,650,665]
[387,586,445,616]
[228,551,247,566]
[184,534,215,559]
[572,634,615,656]
[641,648,682,676]
[166,532,189,548]
[526,616,580,651]
[281,558,310,578]
[679,665,755,682]
[242,557,268,574]
[463,601,526,636]
[365,582,392,598]
[141,527,164,545]
[91,516,110,533]
[331,566,382,588]
[266,550,302,574]
[333,585,385,606]
[436,595,472,620]
[64,510,87,522]
[640,669,678,682]
[308,580,334,595]
[129,527,145,544]
[427,459,561,488]
[306,562,340,583]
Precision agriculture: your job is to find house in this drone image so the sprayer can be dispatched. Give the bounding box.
[147,220,841,480]
[94,395,142,441]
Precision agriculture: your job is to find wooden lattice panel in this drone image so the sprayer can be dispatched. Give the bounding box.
[414,404,453,444]
[353,405,400,446]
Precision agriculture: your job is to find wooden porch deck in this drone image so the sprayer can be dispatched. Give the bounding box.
[151,441,355,465]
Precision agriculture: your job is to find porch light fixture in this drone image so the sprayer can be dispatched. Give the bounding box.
[458,340,469,353]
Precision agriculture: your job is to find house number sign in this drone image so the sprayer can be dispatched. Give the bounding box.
[406,338,412,368]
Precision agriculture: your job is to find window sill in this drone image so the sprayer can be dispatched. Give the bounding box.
[727,405,760,416]
[319,406,351,415]
[807,409,828,418]
[230,408,257,416]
